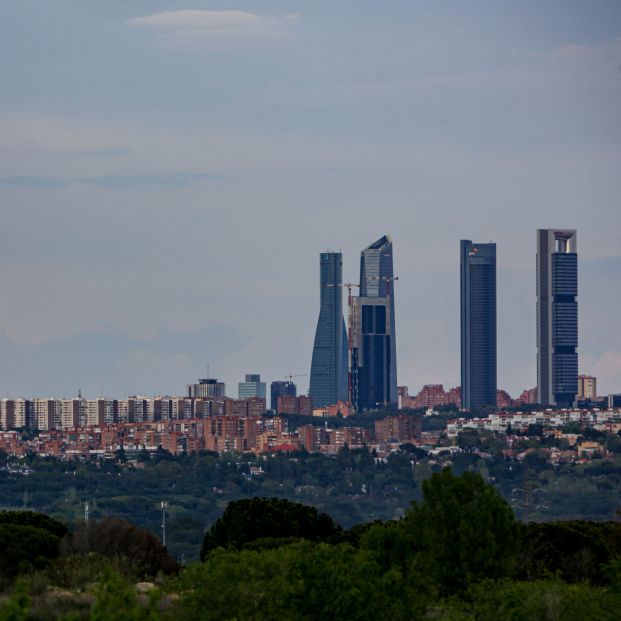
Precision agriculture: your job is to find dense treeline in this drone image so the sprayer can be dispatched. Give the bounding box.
[1,469,620,620]
[2,443,621,562]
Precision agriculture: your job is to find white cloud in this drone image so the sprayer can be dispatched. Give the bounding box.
[126,10,300,49]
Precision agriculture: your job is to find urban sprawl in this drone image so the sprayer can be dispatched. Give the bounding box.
[1,230,619,462]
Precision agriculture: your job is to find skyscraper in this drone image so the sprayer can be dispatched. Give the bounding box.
[270,380,297,411]
[309,252,349,408]
[460,240,497,410]
[537,229,578,408]
[351,235,397,411]
[238,374,266,400]
[187,378,226,398]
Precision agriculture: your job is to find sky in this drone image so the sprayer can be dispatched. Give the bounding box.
[0,1,620,399]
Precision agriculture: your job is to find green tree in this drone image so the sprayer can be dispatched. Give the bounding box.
[460,578,621,621]
[518,520,621,584]
[200,497,342,558]
[0,511,68,539]
[175,542,416,621]
[405,468,518,594]
[0,584,29,621]
[0,524,61,579]
[71,518,179,578]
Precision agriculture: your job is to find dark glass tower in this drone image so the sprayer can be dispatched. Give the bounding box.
[460,240,497,410]
[309,252,349,408]
[351,235,397,411]
[270,381,297,411]
[537,229,578,408]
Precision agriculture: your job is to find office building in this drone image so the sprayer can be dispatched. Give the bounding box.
[238,374,266,400]
[351,235,397,411]
[309,252,349,408]
[537,229,578,408]
[578,375,597,401]
[187,378,226,399]
[608,394,621,409]
[270,380,297,411]
[460,240,497,410]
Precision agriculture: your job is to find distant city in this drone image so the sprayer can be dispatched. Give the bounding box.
[1,228,619,459]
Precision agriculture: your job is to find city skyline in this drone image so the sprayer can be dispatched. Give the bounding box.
[0,227,617,401]
[0,2,619,397]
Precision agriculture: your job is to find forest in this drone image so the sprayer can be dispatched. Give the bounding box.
[1,440,621,563]
[1,469,620,620]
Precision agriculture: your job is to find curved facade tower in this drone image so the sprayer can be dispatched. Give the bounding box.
[351,235,398,411]
[309,252,349,408]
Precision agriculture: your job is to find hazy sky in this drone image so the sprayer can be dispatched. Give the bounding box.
[1,1,620,399]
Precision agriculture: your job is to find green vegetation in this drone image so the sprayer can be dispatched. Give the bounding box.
[1,470,620,620]
[200,497,341,557]
[2,438,621,563]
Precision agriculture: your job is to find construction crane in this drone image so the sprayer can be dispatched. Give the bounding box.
[346,277,398,406]
[342,283,360,404]
[283,374,306,383]
[367,275,399,296]
[324,282,360,403]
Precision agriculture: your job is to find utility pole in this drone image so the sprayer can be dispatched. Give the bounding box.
[84,500,89,522]
[161,501,168,547]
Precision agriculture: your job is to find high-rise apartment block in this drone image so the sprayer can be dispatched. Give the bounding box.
[351,235,397,411]
[460,240,497,410]
[537,229,578,408]
[187,378,226,399]
[276,394,312,416]
[61,399,86,429]
[238,374,266,400]
[577,375,597,401]
[309,252,349,408]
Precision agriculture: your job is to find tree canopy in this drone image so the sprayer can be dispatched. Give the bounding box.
[200,497,342,559]
[405,468,518,594]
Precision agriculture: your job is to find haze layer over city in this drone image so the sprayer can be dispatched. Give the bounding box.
[1,1,620,398]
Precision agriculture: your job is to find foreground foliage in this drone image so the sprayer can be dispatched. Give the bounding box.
[1,469,620,620]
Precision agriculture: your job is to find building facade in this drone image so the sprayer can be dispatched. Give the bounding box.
[238,374,266,400]
[578,375,597,401]
[351,235,397,411]
[270,381,297,411]
[460,240,497,410]
[309,252,349,408]
[187,378,226,399]
[537,229,578,408]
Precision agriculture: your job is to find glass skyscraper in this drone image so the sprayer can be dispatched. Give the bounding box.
[537,229,578,408]
[351,235,397,411]
[460,240,497,410]
[309,252,349,408]
[270,380,297,411]
[238,374,266,400]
